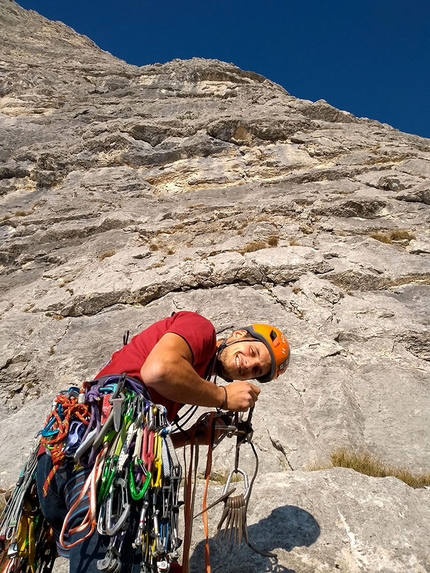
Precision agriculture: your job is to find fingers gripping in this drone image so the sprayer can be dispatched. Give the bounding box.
[224,382,260,412]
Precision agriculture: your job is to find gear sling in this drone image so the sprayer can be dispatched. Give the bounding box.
[1,374,182,573]
[1,374,269,573]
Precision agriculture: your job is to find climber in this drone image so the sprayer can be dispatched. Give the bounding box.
[34,310,290,573]
[96,311,290,430]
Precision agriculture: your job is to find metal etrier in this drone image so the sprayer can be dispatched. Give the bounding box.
[214,408,276,558]
[215,409,252,546]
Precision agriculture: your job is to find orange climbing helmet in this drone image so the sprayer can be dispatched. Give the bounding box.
[241,323,290,382]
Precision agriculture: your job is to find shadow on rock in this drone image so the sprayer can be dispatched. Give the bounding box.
[189,505,320,573]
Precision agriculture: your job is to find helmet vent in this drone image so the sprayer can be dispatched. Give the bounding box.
[270,329,279,346]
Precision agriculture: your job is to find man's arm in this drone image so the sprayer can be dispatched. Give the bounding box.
[140,333,260,411]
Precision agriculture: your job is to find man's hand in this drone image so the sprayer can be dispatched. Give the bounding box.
[223,381,260,411]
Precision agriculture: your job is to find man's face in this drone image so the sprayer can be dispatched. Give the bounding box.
[218,331,272,381]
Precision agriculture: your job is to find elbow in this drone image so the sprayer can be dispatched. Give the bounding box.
[140,360,170,390]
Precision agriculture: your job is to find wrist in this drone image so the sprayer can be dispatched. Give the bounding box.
[218,385,227,410]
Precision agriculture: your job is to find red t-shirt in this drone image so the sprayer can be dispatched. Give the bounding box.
[95,311,217,420]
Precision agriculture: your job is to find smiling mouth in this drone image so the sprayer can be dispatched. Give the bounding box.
[235,354,242,374]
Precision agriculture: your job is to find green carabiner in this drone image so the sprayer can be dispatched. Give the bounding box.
[98,455,119,502]
[129,460,151,500]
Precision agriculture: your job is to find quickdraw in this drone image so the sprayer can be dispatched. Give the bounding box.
[55,375,183,572]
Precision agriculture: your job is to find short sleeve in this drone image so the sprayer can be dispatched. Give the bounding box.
[167,311,217,374]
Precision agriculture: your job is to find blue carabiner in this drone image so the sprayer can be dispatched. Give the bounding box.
[40,416,59,438]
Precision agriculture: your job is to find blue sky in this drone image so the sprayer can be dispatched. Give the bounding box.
[17,0,430,138]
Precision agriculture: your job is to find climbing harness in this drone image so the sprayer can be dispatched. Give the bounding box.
[1,374,270,573]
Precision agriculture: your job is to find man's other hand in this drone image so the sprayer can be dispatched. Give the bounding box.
[224,381,260,411]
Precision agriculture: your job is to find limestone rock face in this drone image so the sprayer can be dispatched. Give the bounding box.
[1,1,430,571]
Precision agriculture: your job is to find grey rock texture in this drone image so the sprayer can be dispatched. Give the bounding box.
[191,469,430,573]
[1,0,430,570]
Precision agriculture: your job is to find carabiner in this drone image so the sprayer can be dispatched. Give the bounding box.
[98,455,118,502]
[223,468,250,500]
[104,478,130,536]
[141,426,154,472]
[40,416,59,438]
[129,460,151,501]
[151,434,162,488]
[132,497,149,549]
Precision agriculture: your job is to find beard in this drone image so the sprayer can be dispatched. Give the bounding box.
[215,354,232,381]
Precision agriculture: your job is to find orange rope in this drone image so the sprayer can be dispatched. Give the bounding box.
[40,394,90,497]
[202,414,216,573]
[181,413,217,573]
[181,433,196,573]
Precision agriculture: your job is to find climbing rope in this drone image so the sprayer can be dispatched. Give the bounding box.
[40,390,91,496]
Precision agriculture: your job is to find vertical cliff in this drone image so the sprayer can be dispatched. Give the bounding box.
[1,1,430,570]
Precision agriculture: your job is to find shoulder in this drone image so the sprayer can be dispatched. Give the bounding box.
[171,311,214,329]
[168,312,216,356]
